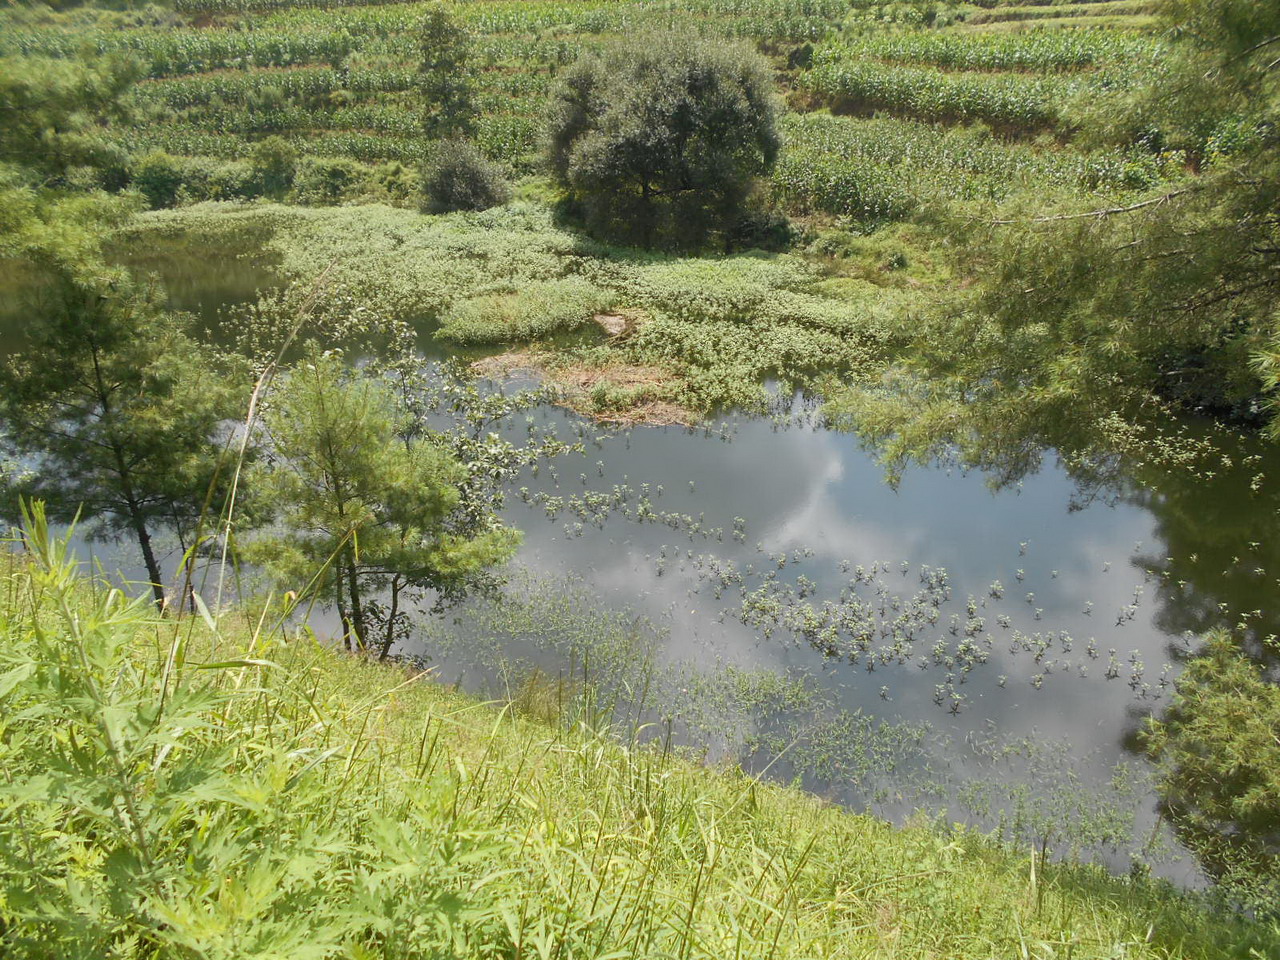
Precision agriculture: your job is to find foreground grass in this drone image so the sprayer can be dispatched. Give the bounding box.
[2,519,1277,959]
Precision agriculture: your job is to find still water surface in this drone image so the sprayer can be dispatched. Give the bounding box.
[18,244,1280,878]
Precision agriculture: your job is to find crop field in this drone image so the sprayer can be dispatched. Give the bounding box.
[1,0,1171,218]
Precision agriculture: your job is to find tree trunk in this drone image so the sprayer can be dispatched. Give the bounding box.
[334,567,352,652]
[345,549,367,652]
[377,576,402,661]
[640,180,655,248]
[89,339,166,610]
[128,498,167,611]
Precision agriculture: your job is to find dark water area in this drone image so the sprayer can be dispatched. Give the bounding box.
[114,245,280,330]
[0,246,277,358]
[13,248,1280,884]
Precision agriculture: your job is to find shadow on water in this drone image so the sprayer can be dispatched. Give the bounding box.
[112,243,281,330]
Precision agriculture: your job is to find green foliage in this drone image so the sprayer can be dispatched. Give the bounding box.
[547,34,780,249]
[250,135,298,199]
[802,53,1067,132]
[437,278,611,345]
[0,253,241,607]
[1,534,1276,960]
[119,202,908,417]
[825,0,1280,474]
[246,351,519,655]
[290,156,366,204]
[831,27,1160,73]
[0,53,137,183]
[1141,632,1280,917]
[773,113,1171,222]
[420,139,510,213]
[131,150,187,208]
[415,5,475,138]
[0,510,520,959]
[959,0,1279,429]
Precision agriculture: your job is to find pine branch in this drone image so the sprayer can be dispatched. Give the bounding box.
[986,190,1189,226]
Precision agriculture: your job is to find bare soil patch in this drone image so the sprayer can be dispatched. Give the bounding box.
[472,351,695,427]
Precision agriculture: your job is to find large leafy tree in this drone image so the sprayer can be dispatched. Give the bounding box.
[247,352,520,657]
[547,34,780,249]
[0,259,243,608]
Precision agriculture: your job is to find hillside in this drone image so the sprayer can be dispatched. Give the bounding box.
[2,514,1278,959]
[3,0,1280,952]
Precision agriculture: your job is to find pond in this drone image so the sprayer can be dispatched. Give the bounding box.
[18,241,1280,884]
[433,393,1279,873]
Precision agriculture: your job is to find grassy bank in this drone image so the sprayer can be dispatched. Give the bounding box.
[2,511,1277,959]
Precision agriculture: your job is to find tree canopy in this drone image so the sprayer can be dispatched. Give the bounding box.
[1141,632,1280,916]
[0,54,137,186]
[833,0,1280,480]
[247,352,520,656]
[416,6,475,139]
[0,259,241,608]
[547,35,780,249]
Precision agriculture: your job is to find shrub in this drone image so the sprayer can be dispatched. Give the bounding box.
[723,204,794,253]
[131,150,187,208]
[291,156,363,205]
[419,139,510,213]
[250,135,298,199]
[436,278,612,344]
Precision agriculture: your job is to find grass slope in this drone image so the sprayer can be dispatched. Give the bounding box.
[2,515,1278,959]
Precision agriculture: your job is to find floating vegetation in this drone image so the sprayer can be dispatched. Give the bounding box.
[411,573,1162,869]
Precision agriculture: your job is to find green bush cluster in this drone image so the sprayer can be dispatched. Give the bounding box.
[420,140,511,214]
[1141,633,1280,917]
[129,151,419,209]
[547,34,780,249]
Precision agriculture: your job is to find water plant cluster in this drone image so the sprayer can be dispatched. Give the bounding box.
[519,473,1177,715]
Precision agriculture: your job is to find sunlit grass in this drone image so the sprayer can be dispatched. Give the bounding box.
[1,509,1277,958]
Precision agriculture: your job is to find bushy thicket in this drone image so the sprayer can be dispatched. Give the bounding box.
[438,277,610,344]
[547,34,779,250]
[419,139,509,213]
[129,150,420,208]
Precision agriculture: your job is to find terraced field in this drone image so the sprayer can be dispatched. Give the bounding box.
[1,0,1173,219]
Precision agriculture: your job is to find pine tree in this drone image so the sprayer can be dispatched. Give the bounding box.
[0,261,242,608]
[416,7,475,139]
[247,352,519,656]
